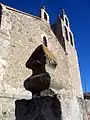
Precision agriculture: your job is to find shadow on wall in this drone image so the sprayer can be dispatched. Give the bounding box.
[15,96,62,120]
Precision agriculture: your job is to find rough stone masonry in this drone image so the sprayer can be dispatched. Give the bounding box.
[0,3,89,120]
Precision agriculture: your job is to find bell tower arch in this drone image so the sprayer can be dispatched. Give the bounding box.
[40,6,50,23]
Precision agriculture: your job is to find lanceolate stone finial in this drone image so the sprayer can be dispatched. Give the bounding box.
[62,9,65,16]
[42,5,46,10]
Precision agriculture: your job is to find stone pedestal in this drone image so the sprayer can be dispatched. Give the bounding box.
[15,90,62,120]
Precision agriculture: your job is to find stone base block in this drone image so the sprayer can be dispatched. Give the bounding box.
[15,96,62,120]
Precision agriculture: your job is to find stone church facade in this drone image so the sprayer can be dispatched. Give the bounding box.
[0,3,89,120]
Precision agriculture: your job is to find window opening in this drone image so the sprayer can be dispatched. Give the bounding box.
[69,32,73,46]
[65,17,68,26]
[43,36,47,47]
[64,27,68,41]
[44,12,47,21]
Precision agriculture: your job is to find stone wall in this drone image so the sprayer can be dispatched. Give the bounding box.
[0,3,83,120]
[84,99,90,120]
[0,4,72,97]
[65,41,83,97]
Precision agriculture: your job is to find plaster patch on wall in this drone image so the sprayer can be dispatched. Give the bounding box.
[0,38,9,95]
[0,55,6,94]
[0,4,11,39]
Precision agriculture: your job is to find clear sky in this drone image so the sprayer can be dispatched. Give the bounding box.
[0,0,90,92]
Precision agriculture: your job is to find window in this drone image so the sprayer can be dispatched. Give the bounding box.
[0,4,2,26]
[44,12,47,21]
[69,32,73,46]
[64,26,69,41]
[65,17,68,26]
[43,36,47,47]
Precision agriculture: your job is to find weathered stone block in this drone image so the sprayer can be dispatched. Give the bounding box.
[15,96,62,120]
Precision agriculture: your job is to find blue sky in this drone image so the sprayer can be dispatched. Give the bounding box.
[0,0,90,92]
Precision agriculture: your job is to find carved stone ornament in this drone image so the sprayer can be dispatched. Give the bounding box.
[24,44,57,96]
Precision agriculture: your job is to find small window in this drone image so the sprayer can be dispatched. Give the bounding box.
[44,12,47,21]
[64,26,69,41]
[65,17,68,26]
[43,36,47,47]
[69,32,73,46]
[0,4,2,26]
